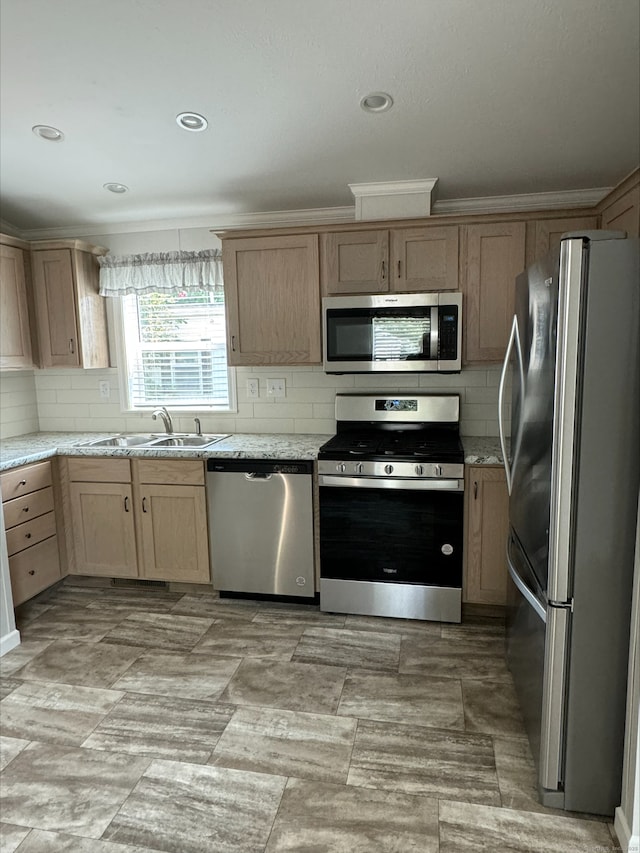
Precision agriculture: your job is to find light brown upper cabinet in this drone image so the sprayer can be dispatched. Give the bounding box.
[462,221,526,364]
[30,240,109,368]
[531,216,598,265]
[0,235,34,370]
[321,225,459,295]
[600,176,640,237]
[222,234,321,365]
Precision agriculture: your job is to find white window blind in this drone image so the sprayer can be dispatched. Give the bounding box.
[372,315,431,360]
[120,289,232,409]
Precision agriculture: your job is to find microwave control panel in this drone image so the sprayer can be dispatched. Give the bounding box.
[439,306,459,360]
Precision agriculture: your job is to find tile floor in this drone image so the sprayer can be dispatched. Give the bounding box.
[0,581,621,852]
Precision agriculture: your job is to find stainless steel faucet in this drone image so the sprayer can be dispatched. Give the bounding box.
[194,417,202,436]
[151,406,173,434]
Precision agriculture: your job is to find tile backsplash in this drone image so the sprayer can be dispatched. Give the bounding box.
[3,364,511,437]
[0,371,39,439]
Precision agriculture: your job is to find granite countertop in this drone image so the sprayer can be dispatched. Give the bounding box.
[462,436,507,466]
[0,432,332,471]
[0,431,507,472]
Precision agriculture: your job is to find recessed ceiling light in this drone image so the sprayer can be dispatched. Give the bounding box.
[32,124,64,142]
[360,92,394,113]
[103,182,129,194]
[176,112,208,132]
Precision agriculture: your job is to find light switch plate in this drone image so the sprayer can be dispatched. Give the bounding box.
[99,380,111,400]
[266,378,286,398]
[246,378,260,399]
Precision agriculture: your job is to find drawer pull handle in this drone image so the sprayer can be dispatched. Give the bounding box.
[69,338,75,354]
[19,479,27,486]
[25,533,32,539]
[142,496,148,513]
[473,481,478,499]
[124,496,130,512]
[398,260,401,278]
[28,570,35,576]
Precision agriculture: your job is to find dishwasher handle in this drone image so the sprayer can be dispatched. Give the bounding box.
[245,472,273,481]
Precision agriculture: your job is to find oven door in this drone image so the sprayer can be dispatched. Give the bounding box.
[319,476,464,587]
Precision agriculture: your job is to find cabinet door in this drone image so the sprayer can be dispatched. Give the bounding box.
[224,234,321,365]
[600,183,640,237]
[532,216,598,264]
[464,466,509,605]
[70,482,138,577]
[31,249,80,367]
[321,230,389,294]
[463,221,526,363]
[137,484,210,583]
[0,244,33,369]
[391,226,459,292]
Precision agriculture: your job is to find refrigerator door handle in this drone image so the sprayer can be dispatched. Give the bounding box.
[540,605,570,791]
[507,542,547,623]
[499,315,524,495]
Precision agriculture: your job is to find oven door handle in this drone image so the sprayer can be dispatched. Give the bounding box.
[319,475,464,492]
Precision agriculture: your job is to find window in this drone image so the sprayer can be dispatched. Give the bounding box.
[118,289,234,411]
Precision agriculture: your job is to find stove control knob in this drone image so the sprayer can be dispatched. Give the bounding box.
[355,463,363,474]
[415,465,424,476]
[435,465,442,476]
[336,463,346,473]
[384,464,394,475]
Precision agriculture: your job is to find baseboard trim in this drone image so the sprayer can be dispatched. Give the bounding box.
[0,629,21,657]
[614,806,636,852]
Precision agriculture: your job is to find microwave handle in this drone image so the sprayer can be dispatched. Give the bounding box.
[430,306,439,360]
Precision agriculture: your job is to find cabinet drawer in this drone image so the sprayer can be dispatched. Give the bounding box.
[6,511,56,557]
[3,486,54,529]
[135,459,205,486]
[9,536,61,606]
[68,457,131,483]
[1,461,52,502]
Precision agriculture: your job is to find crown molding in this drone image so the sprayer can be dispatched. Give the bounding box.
[20,206,356,241]
[15,186,613,241]
[0,218,27,239]
[433,187,611,215]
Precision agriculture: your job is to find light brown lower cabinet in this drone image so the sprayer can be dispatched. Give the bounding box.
[1,460,62,606]
[463,464,509,606]
[67,457,210,584]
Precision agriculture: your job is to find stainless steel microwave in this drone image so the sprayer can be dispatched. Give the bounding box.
[323,292,462,373]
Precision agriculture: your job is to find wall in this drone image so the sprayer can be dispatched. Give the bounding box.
[0,370,39,440]
[33,364,508,437]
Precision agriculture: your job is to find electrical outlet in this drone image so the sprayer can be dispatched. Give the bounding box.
[266,378,286,398]
[246,378,260,399]
[99,380,111,400]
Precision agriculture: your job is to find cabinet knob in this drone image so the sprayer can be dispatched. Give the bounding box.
[22,506,29,513]
[25,532,32,539]
[19,479,27,486]
[28,570,35,576]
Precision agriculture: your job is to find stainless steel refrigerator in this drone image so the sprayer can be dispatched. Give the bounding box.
[499,230,640,816]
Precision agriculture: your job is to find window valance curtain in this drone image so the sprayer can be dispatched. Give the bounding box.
[98,249,223,296]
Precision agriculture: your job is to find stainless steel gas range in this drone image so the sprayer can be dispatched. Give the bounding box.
[318,393,465,623]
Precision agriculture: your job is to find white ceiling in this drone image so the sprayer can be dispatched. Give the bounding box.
[1,0,638,234]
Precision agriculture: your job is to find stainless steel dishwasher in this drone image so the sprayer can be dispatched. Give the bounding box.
[206,459,315,599]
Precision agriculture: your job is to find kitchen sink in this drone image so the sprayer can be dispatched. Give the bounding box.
[82,434,165,448]
[79,433,229,449]
[150,434,229,448]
